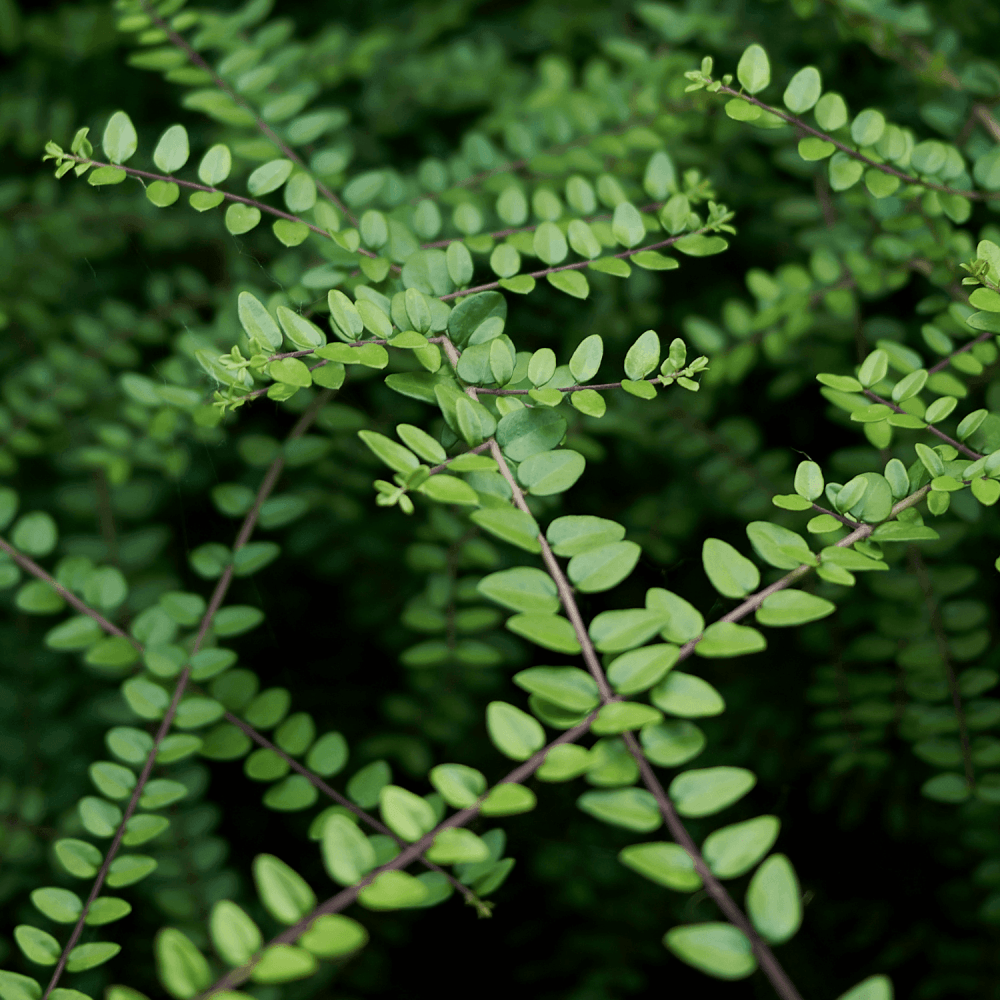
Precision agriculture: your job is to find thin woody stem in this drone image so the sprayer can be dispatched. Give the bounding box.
[486,437,801,999]
[197,719,595,997]
[8,396,482,938]
[40,392,333,1000]
[927,330,994,375]
[716,83,999,201]
[137,0,360,230]
[418,199,669,249]
[861,389,981,459]
[908,547,975,788]
[434,334,801,996]
[438,227,717,302]
[58,153,334,239]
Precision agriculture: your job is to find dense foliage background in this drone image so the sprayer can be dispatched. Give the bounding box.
[2,0,1000,998]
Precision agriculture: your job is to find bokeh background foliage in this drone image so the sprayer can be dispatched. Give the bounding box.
[2,0,1000,998]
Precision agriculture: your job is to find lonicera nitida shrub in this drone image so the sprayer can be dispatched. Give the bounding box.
[3,0,1000,997]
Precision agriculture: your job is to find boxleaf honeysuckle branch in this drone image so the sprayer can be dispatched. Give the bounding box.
[1,390,482,923]
[38,390,336,1000]
[437,226,725,301]
[43,152,335,239]
[135,0,361,230]
[927,331,996,375]
[860,389,982,459]
[431,329,806,998]
[908,548,975,789]
[483,439,804,1000]
[709,82,999,202]
[196,719,597,998]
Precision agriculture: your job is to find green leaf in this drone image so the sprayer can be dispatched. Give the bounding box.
[619,842,702,891]
[198,144,231,185]
[155,928,211,999]
[54,838,103,878]
[533,221,568,265]
[746,854,802,944]
[496,404,567,461]
[608,644,679,695]
[702,538,760,598]
[146,180,179,207]
[470,508,541,553]
[268,357,312,387]
[756,590,836,627]
[829,152,863,191]
[652,671,725,717]
[851,108,885,146]
[783,66,822,113]
[518,449,585,495]
[674,234,728,256]
[380,784,437,841]
[429,763,487,808]
[547,515,625,556]
[358,430,419,473]
[547,269,590,299]
[835,976,894,1000]
[537,744,593,781]
[737,44,771,94]
[589,608,669,653]
[612,202,645,248]
[358,870,429,910]
[31,887,83,924]
[86,896,131,926]
[798,137,835,160]
[225,203,261,235]
[624,330,660,380]
[248,159,294,196]
[152,124,189,173]
[298,914,369,958]
[514,667,599,712]
[66,942,121,972]
[103,110,137,164]
[487,701,546,759]
[746,521,813,569]
[703,815,781,878]
[14,925,61,965]
[670,766,756,817]
[664,923,756,980]
[252,854,317,924]
[921,773,970,803]
[480,783,537,816]
[477,567,559,613]
[577,788,661,831]
[568,540,641,592]
[695,621,766,658]
[591,702,663,734]
[815,92,848,130]
[506,612,581,653]
[250,944,318,983]
[273,220,310,246]
[647,589,704,643]
[569,335,604,382]
[426,828,491,864]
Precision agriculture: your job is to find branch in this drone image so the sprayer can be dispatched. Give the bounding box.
[137,0,361,230]
[716,84,999,202]
[438,227,717,302]
[907,548,974,788]
[927,330,995,375]
[39,392,333,1000]
[57,153,335,240]
[860,389,981,459]
[197,719,595,997]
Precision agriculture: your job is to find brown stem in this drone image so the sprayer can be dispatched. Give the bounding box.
[137,0,361,231]
[927,330,994,375]
[861,389,981,459]
[92,468,119,565]
[197,720,595,997]
[716,84,997,202]
[438,227,717,301]
[907,547,975,787]
[40,391,333,1000]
